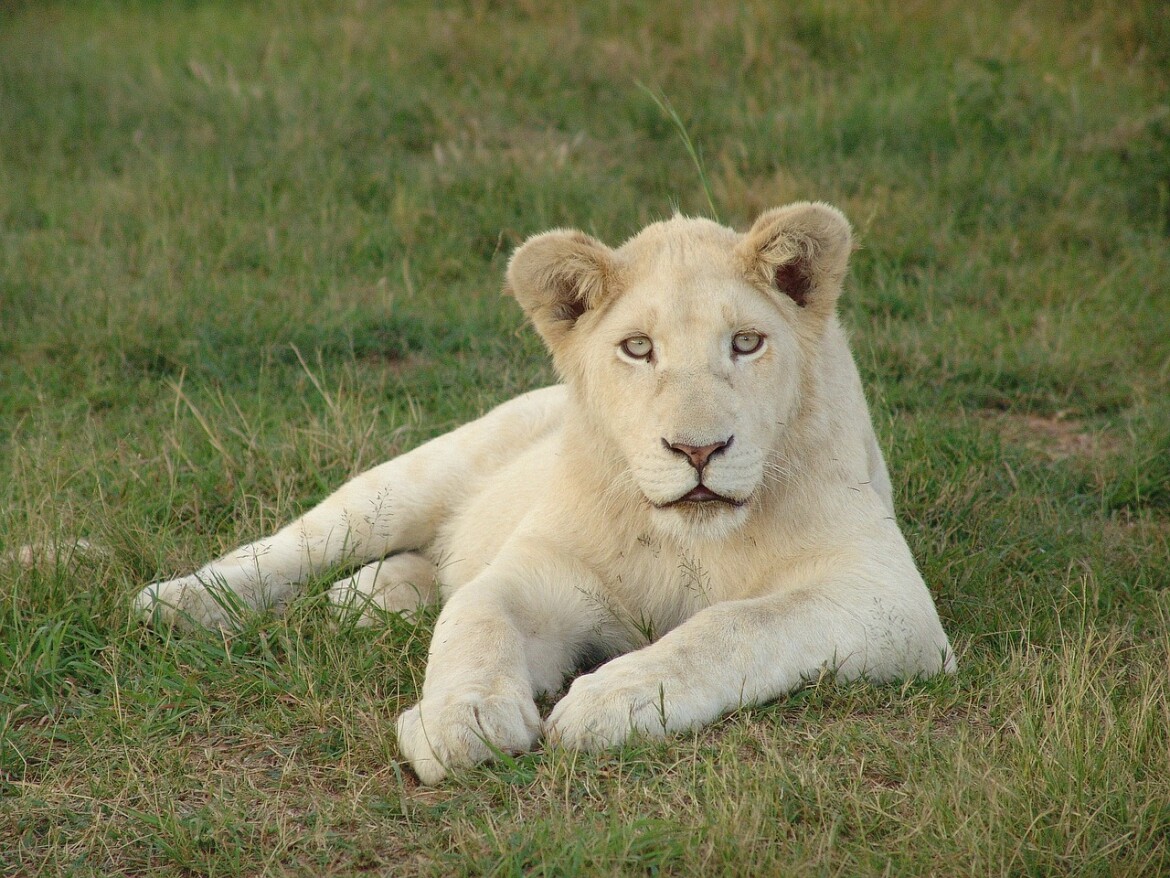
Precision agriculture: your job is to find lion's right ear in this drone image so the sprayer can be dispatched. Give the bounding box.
[506,229,618,348]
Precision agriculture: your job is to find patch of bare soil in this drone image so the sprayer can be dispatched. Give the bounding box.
[977,411,1119,461]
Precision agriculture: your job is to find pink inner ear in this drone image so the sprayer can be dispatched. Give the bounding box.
[774,260,812,307]
[551,273,588,324]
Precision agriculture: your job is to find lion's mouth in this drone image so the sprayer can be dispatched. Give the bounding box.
[659,484,745,508]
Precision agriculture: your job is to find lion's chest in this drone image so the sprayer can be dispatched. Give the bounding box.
[586,532,768,643]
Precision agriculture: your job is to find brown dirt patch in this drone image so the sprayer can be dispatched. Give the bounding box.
[977,411,1120,461]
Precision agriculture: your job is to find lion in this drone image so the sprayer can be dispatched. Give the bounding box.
[136,202,956,784]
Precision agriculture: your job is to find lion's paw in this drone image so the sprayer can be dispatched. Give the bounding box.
[396,688,541,785]
[545,663,678,751]
[134,575,240,630]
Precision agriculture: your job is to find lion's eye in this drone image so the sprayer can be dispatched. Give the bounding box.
[621,336,654,360]
[732,332,764,355]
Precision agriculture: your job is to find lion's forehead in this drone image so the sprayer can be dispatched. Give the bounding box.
[607,232,779,333]
[603,274,782,350]
[617,214,741,257]
[619,236,740,288]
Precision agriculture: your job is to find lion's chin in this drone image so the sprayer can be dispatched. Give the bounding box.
[646,489,752,543]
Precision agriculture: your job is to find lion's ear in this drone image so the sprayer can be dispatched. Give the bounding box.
[506,229,617,348]
[736,202,853,312]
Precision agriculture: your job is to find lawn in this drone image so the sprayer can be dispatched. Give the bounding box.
[2,1,1168,875]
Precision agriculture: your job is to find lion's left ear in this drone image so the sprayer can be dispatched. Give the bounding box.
[736,202,853,313]
[506,229,618,349]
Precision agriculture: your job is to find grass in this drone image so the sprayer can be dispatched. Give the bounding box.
[2,0,1168,874]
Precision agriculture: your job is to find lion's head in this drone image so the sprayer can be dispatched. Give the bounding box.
[507,202,853,541]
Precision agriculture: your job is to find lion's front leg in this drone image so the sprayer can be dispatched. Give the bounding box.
[546,573,955,751]
[395,608,545,785]
[396,553,604,784]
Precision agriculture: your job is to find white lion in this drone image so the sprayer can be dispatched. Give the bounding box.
[136,202,955,784]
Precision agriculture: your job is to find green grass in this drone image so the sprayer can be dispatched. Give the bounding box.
[2,0,1169,874]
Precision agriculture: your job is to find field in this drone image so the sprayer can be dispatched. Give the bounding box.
[2,1,1169,874]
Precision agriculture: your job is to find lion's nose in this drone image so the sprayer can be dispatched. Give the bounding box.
[664,436,733,472]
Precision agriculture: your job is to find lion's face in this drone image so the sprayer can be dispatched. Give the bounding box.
[507,203,853,540]
[575,254,801,537]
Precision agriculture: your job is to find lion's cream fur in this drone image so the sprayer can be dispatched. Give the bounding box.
[137,203,954,784]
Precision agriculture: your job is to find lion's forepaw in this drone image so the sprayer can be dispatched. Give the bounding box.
[396,687,541,785]
[545,663,682,751]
